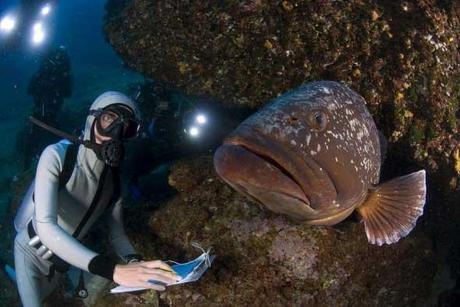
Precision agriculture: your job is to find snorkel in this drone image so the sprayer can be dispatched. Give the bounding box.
[29,116,126,167]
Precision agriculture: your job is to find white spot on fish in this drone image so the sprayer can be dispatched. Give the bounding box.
[317,144,321,152]
[321,87,331,94]
[310,150,317,156]
[306,134,311,145]
[290,140,297,146]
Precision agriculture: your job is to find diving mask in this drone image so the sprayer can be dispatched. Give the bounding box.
[91,104,140,140]
[28,111,138,167]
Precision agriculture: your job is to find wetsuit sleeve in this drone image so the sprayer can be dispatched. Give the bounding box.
[108,198,142,262]
[34,145,113,276]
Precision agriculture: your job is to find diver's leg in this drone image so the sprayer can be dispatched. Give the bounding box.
[40,270,63,301]
[14,237,63,306]
[14,239,43,307]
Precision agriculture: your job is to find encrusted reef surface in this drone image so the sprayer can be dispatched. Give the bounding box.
[104,0,460,295]
[95,157,435,306]
[103,0,460,165]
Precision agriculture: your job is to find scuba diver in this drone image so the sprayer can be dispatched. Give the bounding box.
[124,79,256,202]
[18,45,72,170]
[125,80,216,201]
[124,80,188,201]
[13,92,180,307]
[28,45,72,125]
[131,79,185,143]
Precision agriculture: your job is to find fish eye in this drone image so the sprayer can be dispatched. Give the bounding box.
[308,111,328,131]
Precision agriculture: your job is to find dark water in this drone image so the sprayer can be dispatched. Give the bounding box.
[0,0,142,195]
[0,0,142,304]
[0,2,250,305]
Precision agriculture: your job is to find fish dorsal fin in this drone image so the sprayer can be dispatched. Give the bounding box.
[356,170,426,246]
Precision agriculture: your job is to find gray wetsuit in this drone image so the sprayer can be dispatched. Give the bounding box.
[14,92,141,307]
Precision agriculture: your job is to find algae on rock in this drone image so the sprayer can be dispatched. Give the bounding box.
[103,1,460,291]
[110,157,435,306]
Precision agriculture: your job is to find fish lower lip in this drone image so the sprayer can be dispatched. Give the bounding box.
[224,137,309,205]
[236,182,308,206]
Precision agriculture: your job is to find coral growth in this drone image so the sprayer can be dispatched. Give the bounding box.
[104,0,460,295]
[103,0,460,170]
[95,157,435,306]
[268,228,319,281]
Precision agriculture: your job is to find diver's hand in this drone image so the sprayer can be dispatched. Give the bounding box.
[113,260,181,291]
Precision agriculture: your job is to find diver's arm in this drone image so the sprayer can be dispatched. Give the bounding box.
[108,198,142,262]
[34,145,179,287]
[106,199,185,288]
[34,145,112,276]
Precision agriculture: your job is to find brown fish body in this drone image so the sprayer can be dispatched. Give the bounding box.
[214,81,426,245]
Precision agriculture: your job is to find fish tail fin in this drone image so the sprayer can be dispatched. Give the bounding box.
[357,170,426,246]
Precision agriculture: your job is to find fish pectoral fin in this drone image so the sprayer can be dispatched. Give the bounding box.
[356,170,426,246]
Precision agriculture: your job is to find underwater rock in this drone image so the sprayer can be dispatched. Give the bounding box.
[103,0,460,164]
[96,157,435,306]
[104,0,460,288]
[103,0,460,117]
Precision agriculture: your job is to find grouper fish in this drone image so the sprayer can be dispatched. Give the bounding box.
[214,81,426,246]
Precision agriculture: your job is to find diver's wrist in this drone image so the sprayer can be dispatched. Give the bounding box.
[124,253,143,264]
[88,255,117,281]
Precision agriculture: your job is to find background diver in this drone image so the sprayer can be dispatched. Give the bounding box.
[13,91,180,307]
[17,45,72,170]
[124,79,255,202]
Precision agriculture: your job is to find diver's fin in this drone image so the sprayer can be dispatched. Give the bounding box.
[0,259,16,284]
[4,264,16,283]
[357,170,426,246]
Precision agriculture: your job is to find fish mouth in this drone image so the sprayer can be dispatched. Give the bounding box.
[214,129,317,216]
[228,139,310,206]
[214,122,340,221]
